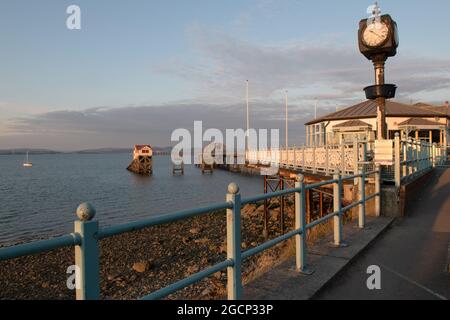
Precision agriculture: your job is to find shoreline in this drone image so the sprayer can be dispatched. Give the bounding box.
[0,196,340,300]
[0,202,293,300]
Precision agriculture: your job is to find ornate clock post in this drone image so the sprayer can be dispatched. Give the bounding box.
[358,3,399,140]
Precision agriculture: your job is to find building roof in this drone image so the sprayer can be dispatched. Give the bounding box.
[305,100,446,125]
[415,102,450,117]
[333,120,372,129]
[398,118,444,127]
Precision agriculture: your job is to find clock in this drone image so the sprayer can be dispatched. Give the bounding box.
[358,14,398,60]
[362,21,389,47]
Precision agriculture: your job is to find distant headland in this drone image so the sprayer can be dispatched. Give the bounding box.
[0,147,172,155]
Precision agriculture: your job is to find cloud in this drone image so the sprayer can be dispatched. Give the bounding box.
[3,28,449,150]
[154,28,450,105]
[3,102,323,150]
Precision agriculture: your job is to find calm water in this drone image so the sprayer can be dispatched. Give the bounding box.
[0,154,262,245]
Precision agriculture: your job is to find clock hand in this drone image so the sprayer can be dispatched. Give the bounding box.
[369,30,381,39]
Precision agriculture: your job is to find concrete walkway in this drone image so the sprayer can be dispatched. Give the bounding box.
[314,167,450,300]
[243,216,395,300]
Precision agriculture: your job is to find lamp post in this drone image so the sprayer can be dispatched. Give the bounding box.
[285,90,289,149]
[246,80,250,152]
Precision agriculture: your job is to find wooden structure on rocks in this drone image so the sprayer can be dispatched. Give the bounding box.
[172,161,184,175]
[262,170,336,239]
[127,145,153,175]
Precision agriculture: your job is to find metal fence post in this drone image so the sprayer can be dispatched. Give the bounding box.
[394,133,401,188]
[402,140,407,178]
[333,171,345,247]
[226,183,242,300]
[74,203,100,300]
[375,164,381,217]
[313,145,317,174]
[358,169,366,228]
[302,145,305,169]
[414,141,418,173]
[293,145,297,167]
[295,174,314,274]
[408,139,413,176]
[432,143,436,168]
[353,140,359,177]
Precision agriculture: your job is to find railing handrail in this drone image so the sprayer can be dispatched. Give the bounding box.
[0,168,382,301]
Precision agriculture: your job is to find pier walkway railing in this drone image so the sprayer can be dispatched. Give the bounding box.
[0,168,381,300]
[393,133,447,187]
[246,142,368,176]
[246,134,447,187]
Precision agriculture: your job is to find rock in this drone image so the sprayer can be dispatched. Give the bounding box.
[41,282,50,289]
[132,262,148,273]
[186,265,199,275]
[107,274,118,281]
[271,209,281,221]
[189,228,201,235]
[241,242,248,249]
[219,244,227,254]
[194,238,209,245]
[242,204,257,217]
[256,205,265,212]
[201,288,211,297]
[200,257,209,265]
[182,236,192,244]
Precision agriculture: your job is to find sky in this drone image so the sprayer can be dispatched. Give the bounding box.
[1,0,450,150]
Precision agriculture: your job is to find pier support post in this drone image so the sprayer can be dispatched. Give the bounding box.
[74,203,100,300]
[295,174,314,274]
[226,183,242,300]
[358,169,366,228]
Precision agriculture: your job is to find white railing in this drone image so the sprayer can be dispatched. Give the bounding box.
[246,142,369,176]
[394,134,447,187]
[246,136,446,186]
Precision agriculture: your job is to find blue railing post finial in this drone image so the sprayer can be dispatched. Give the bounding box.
[76,202,96,221]
[226,183,242,300]
[74,202,100,300]
[295,174,315,275]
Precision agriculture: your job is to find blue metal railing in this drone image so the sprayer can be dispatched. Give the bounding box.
[0,167,381,300]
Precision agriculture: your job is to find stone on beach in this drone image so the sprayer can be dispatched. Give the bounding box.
[132,262,150,273]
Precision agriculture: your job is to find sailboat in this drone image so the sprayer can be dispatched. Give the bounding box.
[23,152,33,167]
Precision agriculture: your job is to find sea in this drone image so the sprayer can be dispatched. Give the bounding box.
[0,153,262,245]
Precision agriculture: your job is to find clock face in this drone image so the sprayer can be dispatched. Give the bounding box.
[363,22,389,47]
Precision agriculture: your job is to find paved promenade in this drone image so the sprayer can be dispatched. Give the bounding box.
[244,167,450,300]
[315,167,450,300]
[244,216,395,299]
